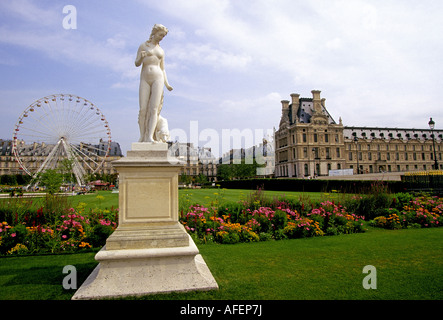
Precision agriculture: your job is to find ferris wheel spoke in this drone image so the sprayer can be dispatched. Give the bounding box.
[61,140,87,185]
[74,126,110,137]
[19,127,55,139]
[33,140,63,176]
[70,103,97,135]
[39,100,64,133]
[64,106,86,136]
[43,98,64,136]
[66,120,100,141]
[68,145,95,175]
[69,143,103,167]
[80,143,110,154]
[69,113,102,137]
[31,108,64,136]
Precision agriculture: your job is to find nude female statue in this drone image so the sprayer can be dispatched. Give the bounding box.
[135,24,173,143]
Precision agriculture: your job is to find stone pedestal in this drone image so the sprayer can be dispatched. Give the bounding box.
[72,143,218,300]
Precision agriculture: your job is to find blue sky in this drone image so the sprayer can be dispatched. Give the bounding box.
[1,0,442,156]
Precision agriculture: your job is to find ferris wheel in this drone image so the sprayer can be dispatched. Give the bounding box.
[11,94,112,186]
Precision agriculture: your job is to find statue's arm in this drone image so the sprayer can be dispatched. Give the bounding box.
[135,44,145,67]
[161,58,173,91]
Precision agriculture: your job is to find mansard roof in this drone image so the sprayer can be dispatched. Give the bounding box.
[344,126,443,142]
[290,98,336,125]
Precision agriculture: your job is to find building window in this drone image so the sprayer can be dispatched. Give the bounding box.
[325,134,329,143]
[349,152,353,161]
[303,133,307,143]
[314,134,318,143]
[336,147,341,158]
[304,164,309,176]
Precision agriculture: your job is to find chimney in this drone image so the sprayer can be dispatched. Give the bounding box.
[311,90,322,113]
[281,100,290,110]
[279,100,290,127]
[290,93,300,123]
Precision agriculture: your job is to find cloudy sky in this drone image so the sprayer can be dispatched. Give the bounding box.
[1,0,442,156]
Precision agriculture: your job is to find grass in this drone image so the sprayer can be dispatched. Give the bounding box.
[0,226,441,300]
[0,251,97,300]
[64,188,330,213]
[178,188,338,208]
[1,188,345,212]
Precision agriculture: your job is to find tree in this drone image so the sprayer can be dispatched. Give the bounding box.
[217,159,265,180]
[195,173,208,185]
[37,169,64,195]
[179,173,192,185]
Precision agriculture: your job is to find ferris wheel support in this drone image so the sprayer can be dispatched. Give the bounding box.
[61,138,86,186]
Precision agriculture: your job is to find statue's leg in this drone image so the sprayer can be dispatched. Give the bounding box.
[146,81,163,142]
[138,80,151,142]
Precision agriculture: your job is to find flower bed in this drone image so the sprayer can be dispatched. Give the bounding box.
[180,200,366,244]
[1,190,442,254]
[370,195,443,229]
[0,198,118,256]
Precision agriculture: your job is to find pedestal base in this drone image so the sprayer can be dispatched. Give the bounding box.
[72,142,218,299]
[72,235,218,300]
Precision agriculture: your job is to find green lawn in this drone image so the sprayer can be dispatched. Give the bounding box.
[2,188,343,212]
[69,188,336,211]
[0,226,441,300]
[178,188,330,207]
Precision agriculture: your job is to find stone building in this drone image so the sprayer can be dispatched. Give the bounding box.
[169,142,217,182]
[0,139,123,177]
[275,90,443,178]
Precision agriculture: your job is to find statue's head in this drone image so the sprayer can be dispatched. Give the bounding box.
[149,24,169,43]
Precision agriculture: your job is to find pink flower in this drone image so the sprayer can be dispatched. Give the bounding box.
[62,235,67,239]
[11,233,16,237]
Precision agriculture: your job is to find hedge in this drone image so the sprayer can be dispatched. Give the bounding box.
[217,178,408,194]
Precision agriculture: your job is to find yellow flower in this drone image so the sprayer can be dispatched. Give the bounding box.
[79,242,91,248]
[7,243,28,255]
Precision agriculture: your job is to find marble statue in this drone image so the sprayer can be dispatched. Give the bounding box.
[135,24,173,143]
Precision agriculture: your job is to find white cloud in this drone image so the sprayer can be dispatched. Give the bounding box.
[169,43,252,70]
[0,0,59,27]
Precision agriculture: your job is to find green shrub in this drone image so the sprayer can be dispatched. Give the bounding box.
[86,224,114,248]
